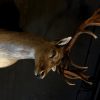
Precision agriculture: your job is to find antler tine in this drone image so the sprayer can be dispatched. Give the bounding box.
[93,8,100,16]
[80,9,100,30]
[65,9,100,52]
[63,69,92,85]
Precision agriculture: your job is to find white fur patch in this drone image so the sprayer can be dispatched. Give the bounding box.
[0,57,17,68]
[0,43,35,59]
[57,37,72,46]
[52,66,56,72]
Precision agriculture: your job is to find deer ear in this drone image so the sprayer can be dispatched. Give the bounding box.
[56,37,72,46]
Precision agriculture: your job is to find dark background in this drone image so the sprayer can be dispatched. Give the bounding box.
[0,0,100,100]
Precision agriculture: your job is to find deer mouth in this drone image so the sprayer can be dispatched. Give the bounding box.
[34,66,57,79]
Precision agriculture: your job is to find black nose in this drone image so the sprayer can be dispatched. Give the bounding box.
[35,71,45,79]
[35,74,41,79]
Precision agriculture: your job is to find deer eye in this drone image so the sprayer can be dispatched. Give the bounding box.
[49,49,56,58]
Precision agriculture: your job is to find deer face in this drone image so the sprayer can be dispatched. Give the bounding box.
[34,37,72,79]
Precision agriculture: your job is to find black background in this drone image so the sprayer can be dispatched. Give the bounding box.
[0,0,100,100]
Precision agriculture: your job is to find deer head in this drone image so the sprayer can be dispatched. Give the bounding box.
[34,37,72,79]
[35,9,100,83]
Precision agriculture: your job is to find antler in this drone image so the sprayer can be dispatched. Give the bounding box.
[57,9,100,85]
[65,9,100,52]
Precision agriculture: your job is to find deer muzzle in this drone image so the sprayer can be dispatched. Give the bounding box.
[35,70,46,79]
[34,66,57,79]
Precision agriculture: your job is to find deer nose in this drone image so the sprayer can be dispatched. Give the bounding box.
[35,71,45,79]
[35,74,41,79]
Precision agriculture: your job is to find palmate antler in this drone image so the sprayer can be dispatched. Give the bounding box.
[57,9,100,85]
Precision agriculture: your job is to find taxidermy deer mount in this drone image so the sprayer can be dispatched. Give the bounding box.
[0,9,100,85]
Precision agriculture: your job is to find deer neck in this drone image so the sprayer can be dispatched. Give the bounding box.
[0,31,47,60]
